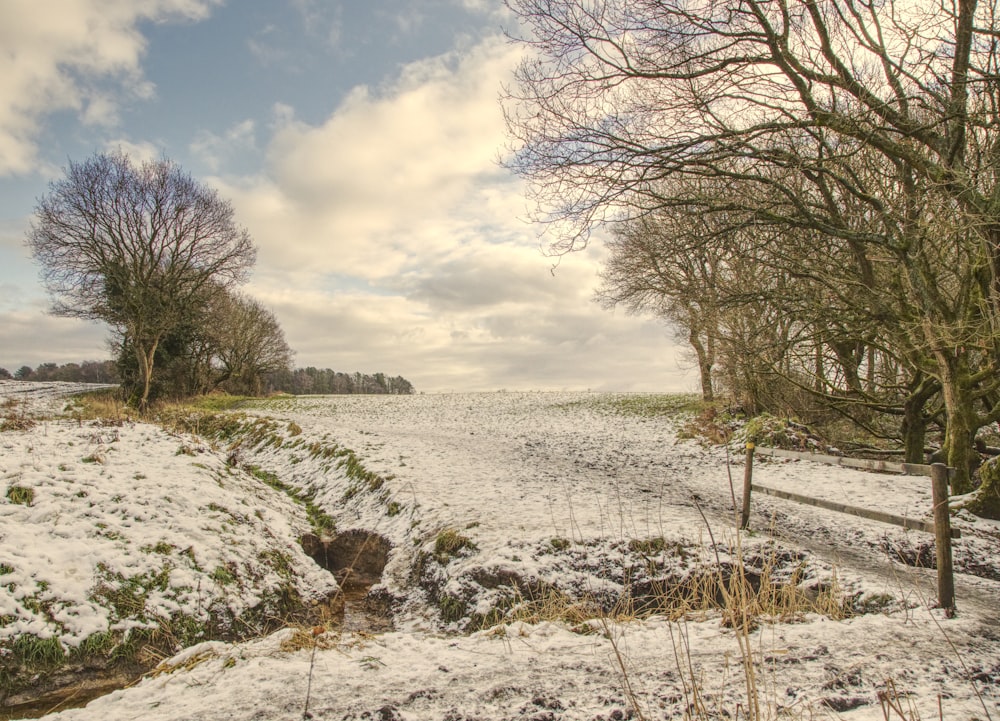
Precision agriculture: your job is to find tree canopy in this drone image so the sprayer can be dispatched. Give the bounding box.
[504,0,1000,503]
[27,152,256,407]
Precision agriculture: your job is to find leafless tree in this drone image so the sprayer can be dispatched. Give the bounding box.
[597,205,732,402]
[504,0,1000,492]
[27,152,255,408]
[211,292,294,396]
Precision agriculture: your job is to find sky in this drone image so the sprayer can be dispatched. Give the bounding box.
[0,0,691,393]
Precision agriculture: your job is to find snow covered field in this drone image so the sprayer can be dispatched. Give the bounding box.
[2,382,998,720]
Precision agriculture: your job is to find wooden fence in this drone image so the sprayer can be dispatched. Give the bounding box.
[741,444,957,615]
[753,446,955,479]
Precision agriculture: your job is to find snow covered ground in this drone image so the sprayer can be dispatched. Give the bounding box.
[2,383,998,720]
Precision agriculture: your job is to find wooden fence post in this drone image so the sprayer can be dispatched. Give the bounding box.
[740,442,755,529]
[930,462,955,616]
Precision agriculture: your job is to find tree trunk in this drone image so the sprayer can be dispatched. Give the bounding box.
[135,338,160,411]
[967,457,1000,519]
[901,397,927,465]
[688,328,714,402]
[831,340,863,396]
[936,351,976,494]
[901,375,937,465]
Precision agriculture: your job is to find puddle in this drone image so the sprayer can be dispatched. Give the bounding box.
[1,670,144,721]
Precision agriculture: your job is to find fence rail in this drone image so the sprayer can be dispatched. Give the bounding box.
[755,446,954,479]
[741,444,958,614]
[749,482,960,538]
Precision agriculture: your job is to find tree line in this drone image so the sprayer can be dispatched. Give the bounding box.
[1,361,415,396]
[264,368,415,395]
[503,0,1000,515]
[0,361,118,384]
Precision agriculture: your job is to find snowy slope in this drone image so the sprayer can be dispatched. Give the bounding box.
[2,384,997,720]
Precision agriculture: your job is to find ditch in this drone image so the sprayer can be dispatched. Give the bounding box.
[0,529,394,720]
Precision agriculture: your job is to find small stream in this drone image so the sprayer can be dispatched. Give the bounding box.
[306,529,395,634]
[1,672,142,721]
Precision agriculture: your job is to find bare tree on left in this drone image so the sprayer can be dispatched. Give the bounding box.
[27,152,256,409]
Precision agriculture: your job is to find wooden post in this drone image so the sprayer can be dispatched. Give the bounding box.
[930,463,955,616]
[740,442,755,529]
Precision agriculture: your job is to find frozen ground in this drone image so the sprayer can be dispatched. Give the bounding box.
[1,383,998,720]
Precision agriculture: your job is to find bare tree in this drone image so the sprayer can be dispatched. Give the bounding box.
[27,152,255,408]
[211,292,294,396]
[597,209,727,401]
[504,0,1000,492]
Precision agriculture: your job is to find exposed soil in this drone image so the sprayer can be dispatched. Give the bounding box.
[301,529,395,634]
[1,667,146,721]
[301,529,392,591]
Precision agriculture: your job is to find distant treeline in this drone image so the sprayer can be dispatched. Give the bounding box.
[263,368,415,395]
[1,362,415,396]
[1,361,119,384]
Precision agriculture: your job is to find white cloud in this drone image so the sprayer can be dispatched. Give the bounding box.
[384,6,426,37]
[248,262,693,392]
[80,94,121,128]
[0,0,219,176]
[190,120,257,172]
[208,34,691,392]
[247,24,290,66]
[451,0,512,19]
[103,139,164,164]
[0,304,108,371]
[215,37,525,281]
[270,103,298,130]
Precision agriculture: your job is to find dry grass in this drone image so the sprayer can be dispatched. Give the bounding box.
[497,549,848,721]
[148,648,222,678]
[279,624,342,654]
[677,405,734,445]
[1,398,36,432]
[509,587,604,627]
[507,545,845,633]
[498,529,853,721]
[67,390,132,424]
[67,391,249,427]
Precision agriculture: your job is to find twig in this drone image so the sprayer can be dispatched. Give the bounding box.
[692,495,722,568]
[302,628,321,720]
[725,442,740,529]
[599,616,647,721]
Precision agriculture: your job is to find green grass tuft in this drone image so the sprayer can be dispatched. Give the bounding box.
[210,566,237,585]
[550,537,571,551]
[244,464,336,537]
[434,529,477,563]
[5,485,34,505]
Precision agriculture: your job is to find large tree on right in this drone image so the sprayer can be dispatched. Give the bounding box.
[504,0,1000,497]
